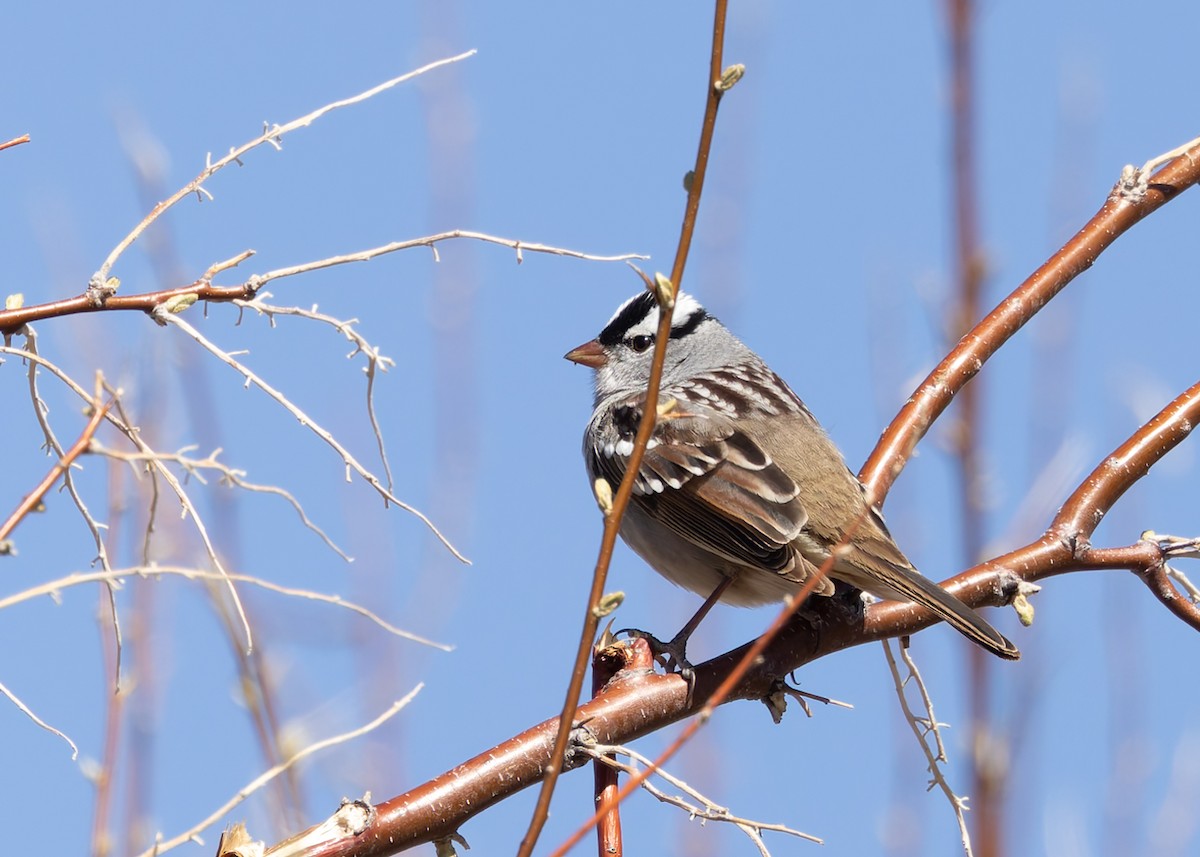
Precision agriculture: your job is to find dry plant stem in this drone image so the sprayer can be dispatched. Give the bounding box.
[93,52,475,283]
[135,688,422,857]
[92,441,352,560]
[0,232,643,338]
[0,567,450,649]
[581,744,820,850]
[0,396,112,543]
[0,133,30,152]
[883,641,974,857]
[20,338,126,686]
[517,4,730,855]
[859,137,1200,501]
[2,343,254,654]
[159,312,466,561]
[0,677,79,757]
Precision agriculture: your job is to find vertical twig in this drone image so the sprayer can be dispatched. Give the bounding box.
[592,638,625,857]
[517,4,732,855]
[944,1,1006,854]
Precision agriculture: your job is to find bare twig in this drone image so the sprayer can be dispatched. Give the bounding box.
[158,311,467,561]
[0,232,647,337]
[0,677,79,758]
[249,230,647,287]
[580,743,821,851]
[134,688,423,857]
[521,4,733,854]
[91,442,352,561]
[884,640,974,857]
[2,342,255,654]
[0,393,112,544]
[18,336,126,685]
[94,53,476,284]
[0,133,30,152]
[0,566,451,650]
[234,295,398,493]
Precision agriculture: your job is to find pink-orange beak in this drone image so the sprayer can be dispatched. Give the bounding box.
[564,339,607,368]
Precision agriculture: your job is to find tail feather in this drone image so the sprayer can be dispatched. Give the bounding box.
[884,566,1019,660]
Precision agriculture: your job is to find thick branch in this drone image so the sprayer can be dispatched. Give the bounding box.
[263,341,1200,857]
[859,141,1200,500]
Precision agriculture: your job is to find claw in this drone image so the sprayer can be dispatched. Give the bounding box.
[616,627,698,705]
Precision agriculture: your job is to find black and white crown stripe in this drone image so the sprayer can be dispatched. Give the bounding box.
[596,290,708,347]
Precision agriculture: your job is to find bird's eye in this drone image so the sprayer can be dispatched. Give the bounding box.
[628,334,654,353]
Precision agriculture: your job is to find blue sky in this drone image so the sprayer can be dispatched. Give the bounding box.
[2,3,1198,856]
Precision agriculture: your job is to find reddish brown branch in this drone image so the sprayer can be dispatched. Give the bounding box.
[590,640,648,857]
[518,2,732,853]
[859,141,1200,501]
[1141,561,1200,631]
[0,281,254,339]
[1050,379,1200,540]
[0,397,113,545]
[0,134,31,153]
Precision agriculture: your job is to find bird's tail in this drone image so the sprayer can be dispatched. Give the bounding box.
[843,562,1020,660]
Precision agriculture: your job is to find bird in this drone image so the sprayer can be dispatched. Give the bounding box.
[565,288,1019,670]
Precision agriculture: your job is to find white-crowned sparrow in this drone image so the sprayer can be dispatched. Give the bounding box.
[566,289,1019,663]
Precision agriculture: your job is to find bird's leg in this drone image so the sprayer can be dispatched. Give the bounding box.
[619,576,733,704]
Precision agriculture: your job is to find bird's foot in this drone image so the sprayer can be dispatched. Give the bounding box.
[616,627,697,705]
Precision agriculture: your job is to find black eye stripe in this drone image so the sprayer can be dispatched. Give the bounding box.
[596,292,709,347]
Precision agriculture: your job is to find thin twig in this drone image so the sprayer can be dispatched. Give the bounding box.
[2,342,255,654]
[234,295,398,493]
[159,311,467,561]
[0,133,30,152]
[0,231,646,337]
[94,53,476,284]
[134,688,423,857]
[0,677,79,758]
[883,640,974,857]
[18,336,126,687]
[519,4,732,855]
[0,566,451,650]
[580,743,821,849]
[249,230,647,287]
[91,442,352,561]
[0,396,112,543]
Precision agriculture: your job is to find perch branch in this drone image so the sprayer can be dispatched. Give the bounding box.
[859,135,1200,502]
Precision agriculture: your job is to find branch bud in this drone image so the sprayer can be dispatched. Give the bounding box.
[593,477,614,516]
[653,272,675,310]
[717,63,746,92]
